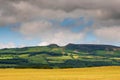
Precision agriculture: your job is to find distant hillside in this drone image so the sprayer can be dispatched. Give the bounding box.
[65,43,120,52]
[0,44,120,68]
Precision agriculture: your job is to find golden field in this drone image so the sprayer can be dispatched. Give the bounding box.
[0,66,120,80]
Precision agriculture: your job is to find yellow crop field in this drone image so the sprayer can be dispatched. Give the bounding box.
[0,66,120,80]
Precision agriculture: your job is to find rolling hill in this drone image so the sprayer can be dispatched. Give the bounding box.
[0,44,120,68]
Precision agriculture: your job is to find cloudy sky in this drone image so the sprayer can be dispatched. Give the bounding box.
[0,0,120,49]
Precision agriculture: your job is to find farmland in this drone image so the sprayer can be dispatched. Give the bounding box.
[0,44,120,68]
[0,66,120,80]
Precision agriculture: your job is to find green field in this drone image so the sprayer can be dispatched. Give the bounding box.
[0,66,120,80]
[0,44,120,68]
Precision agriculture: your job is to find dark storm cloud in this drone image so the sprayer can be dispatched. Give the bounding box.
[0,0,120,29]
[0,0,120,23]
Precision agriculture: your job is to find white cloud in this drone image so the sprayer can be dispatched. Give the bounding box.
[17,44,26,48]
[18,20,52,37]
[38,30,85,46]
[94,26,120,42]
[16,19,85,46]
[0,42,16,49]
[50,31,84,45]
[0,42,27,49]
[38,42,50,46]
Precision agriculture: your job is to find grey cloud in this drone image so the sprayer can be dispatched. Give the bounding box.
[28,0,120,20]
[24,0,119,11]
[0,0,120,27]
[0,0,120,45]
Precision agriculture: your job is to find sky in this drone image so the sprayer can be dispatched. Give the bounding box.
[0,0,120,49]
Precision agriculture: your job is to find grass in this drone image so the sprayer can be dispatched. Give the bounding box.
[28,54,48,64]
[47,56,72,60]
[0,55,15,59]
[47,56,73,63]
[0,66,120,80]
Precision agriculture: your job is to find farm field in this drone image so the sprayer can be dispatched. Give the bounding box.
[0,66,120,80]
[0,44,120,68]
